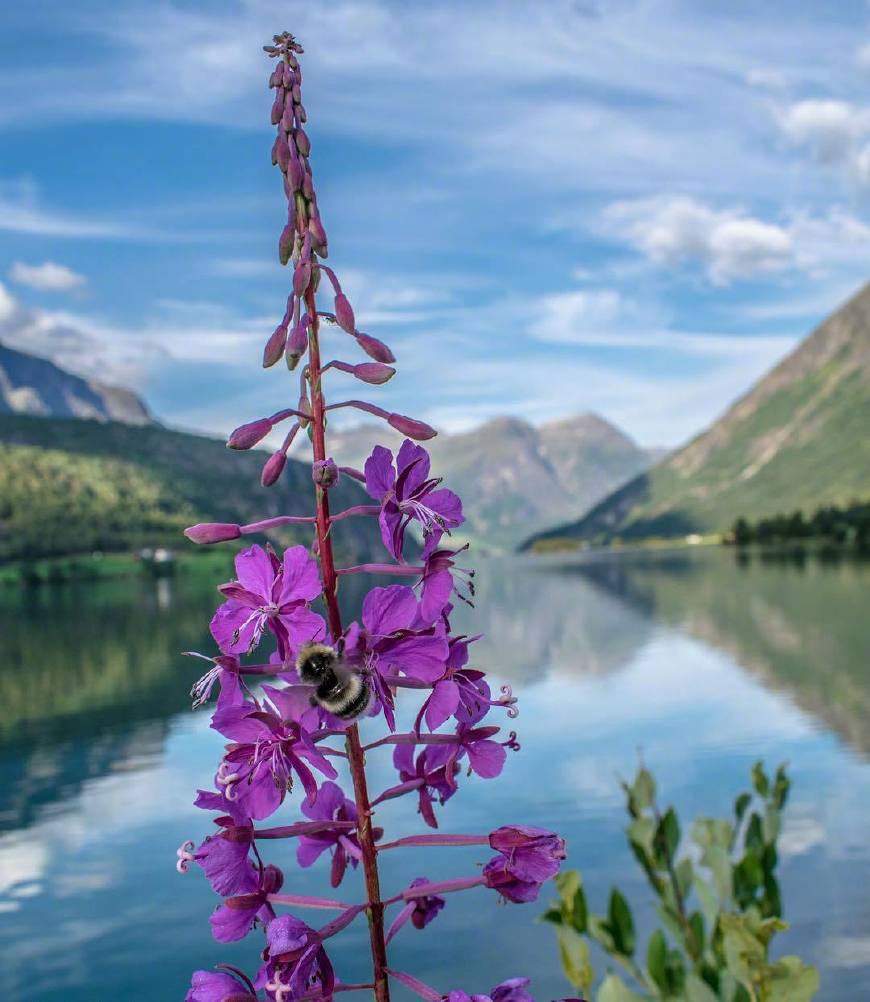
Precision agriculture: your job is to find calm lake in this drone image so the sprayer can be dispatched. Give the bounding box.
[1,548,868,1000]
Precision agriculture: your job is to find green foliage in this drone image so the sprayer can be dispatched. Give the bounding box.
[729,501,870,553]
[0,414,385,566]
[543,762,819,1002]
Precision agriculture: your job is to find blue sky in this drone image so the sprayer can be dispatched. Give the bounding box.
[1,0,869,447]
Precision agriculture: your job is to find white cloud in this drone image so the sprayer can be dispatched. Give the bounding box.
[9,261,87,292]
[778,99,870,162]
[601,196,794,284]
[858,43,870,71]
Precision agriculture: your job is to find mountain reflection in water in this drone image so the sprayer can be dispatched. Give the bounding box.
[0,549,868,1001]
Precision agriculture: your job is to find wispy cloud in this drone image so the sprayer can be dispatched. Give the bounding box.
[8,260,87,292]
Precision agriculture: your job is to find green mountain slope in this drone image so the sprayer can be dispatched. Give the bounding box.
[523,281,870,550]
[0,415,385,563]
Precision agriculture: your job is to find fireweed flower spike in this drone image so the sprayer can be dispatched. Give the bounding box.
[180,30,565,1001]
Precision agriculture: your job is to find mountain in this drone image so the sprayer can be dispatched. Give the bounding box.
[0,342,150,425]
[523,281,870,551]
[0,414,385,564]
[319,413,655,549]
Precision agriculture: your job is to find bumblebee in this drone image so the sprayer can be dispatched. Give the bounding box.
[295,642,372,720]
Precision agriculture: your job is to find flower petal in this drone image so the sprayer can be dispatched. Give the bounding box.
[425,679,460,731]
[467,739,507,779]
[364,445,396,500]
[210,600,263,655]
[279,546,323,605]
[425,488,463,528]
[363,584,418,636]
[384,634,449,682]
[396,439,430,495]
[233,545,275,599]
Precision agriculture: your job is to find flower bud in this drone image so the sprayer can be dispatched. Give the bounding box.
[308,212,327,256]
[281,100,295,131]
[294,126,311,157]
[293,259,311,296]
[262,324,288,368]
[388,413,437,440]
[297,393,311,428]
[355,332,396,364]
[292,83,302,104]
[282,63,295,88]
[184,522,241,544]
[261,450,287,487]
[227,418,272,450]
[334,292,355,334]
[271,89,285,125]
[302,168,315,200]
[296,103,308,124]
[352,362,395,384]
[269,66,284,89]
[278,223,295,266]
[285,317,309,370]
[274,133,290,172]
[312,458,340,488]
[287,151,305,192]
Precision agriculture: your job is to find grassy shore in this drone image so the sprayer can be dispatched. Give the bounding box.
[0,547,236,587]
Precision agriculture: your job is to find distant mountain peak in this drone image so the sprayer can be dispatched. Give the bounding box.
[325,410,654,549]
[523,280,870,550]
[0,342,151,426]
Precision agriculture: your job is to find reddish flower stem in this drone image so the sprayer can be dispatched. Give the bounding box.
[304,286,391,1002]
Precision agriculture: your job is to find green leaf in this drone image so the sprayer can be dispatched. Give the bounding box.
[589,914,616,953]
[765,956,820,1002]
[555,870,589,932]
[540,907,563,926]
[684,973,719,1002]
[721,912,766,988]
[733,852,763,907]
[734,792,752,822]
[646,929,668,992]
[744,813,763,854]
[762,803,780,844]
[557,925,594,993]
[608,888,636,956]
[628,816,656,857]
[689,910,705,955]
[703,843,732,900]
[654,807,681,866]
[751,761,769,798]
[693,872,719,929]
[634,767,656,811]
[596,973,648,1002]
[676,857,694,898]
[772,764,790,810]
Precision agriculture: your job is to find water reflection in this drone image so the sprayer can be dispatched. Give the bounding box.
[0,551,868,1000]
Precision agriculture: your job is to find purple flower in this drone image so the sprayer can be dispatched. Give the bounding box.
[343,584,449,729]
[417,637,504,731]
[364,441,463,560]
[482,826,567,904]
[296,781,373,887]
[194,819,257,897]
[445,979,535,1002]
[210,686,337,820]
[418,541,475,624]
[185,969,257,1002]
[188,653,246,711]
[210,545,325,659]
[255,915,335,1000]
[389,744,459,828]
[386,876,446,944]
[442,724,509,790]
[209,864,283,943]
